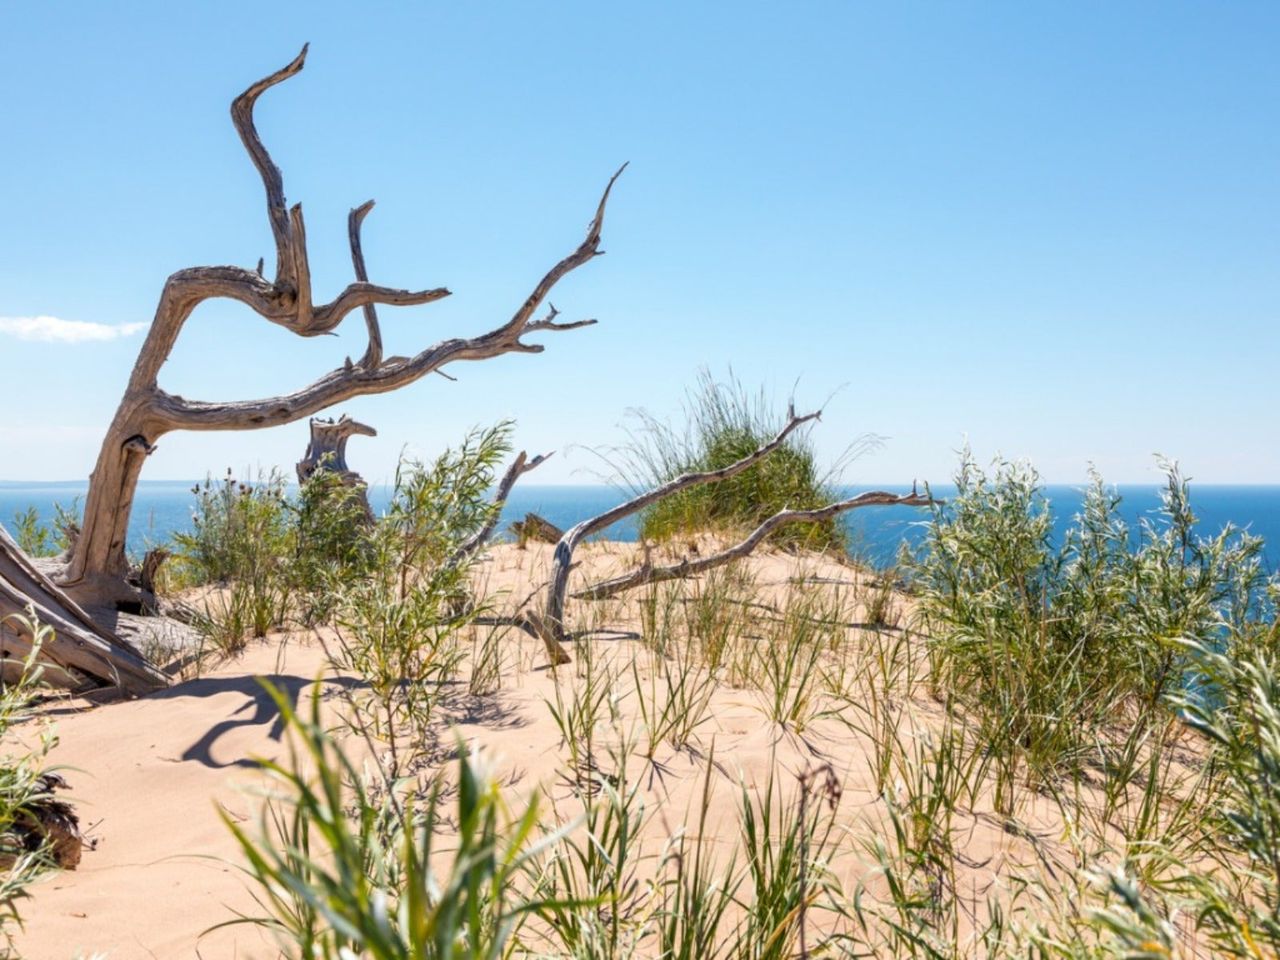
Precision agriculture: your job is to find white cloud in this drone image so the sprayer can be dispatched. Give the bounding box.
[0,315,148,344]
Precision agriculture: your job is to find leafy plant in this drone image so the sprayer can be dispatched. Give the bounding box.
[174,470,295,649]
[0,611,67,949]
[221,681,571,959]
[907,453,1266,811]
[324,425,514,778]
[619,370,861,553]
[8,500,78,558]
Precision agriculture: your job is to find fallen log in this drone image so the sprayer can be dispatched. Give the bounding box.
[531,406,935,665]
[0,526,167,694]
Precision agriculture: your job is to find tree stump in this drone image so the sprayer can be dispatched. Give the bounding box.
[296,415,376,520]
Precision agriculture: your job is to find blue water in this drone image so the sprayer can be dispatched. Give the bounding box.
[2,480,1279,571]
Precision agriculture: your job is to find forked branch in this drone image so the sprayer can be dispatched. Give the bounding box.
[573,490,934,600]
[529,406,822,662]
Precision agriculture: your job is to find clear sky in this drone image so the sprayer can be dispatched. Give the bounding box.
[1,2,1277,488]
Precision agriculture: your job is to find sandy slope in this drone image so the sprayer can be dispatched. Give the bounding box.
[16,542,1072,959]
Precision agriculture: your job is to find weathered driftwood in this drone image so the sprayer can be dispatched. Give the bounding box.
[296,415,376,484]
[573,490,932,600]
[528,406,819,662]
[448,452,551,568]
[0,526,166,694]
[137,547,170,614]
[528,408,932,665]
[512,511,565,549]
[297,415,376,520]
[53,44,623,606]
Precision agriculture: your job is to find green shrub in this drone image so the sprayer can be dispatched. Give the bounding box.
[907,452,1267,809]
[624,371,855,553]
[0,611,66,949]
[172,469,294,586]
[1172,635,1280,953]
[323,424,515,776]
[289,468,376,625]
[172,470,295,651]
[8,500,79,558]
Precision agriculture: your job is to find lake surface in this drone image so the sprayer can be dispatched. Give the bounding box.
[2,480,1279,571]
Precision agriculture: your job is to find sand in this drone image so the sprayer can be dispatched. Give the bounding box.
[14,541,1100,959]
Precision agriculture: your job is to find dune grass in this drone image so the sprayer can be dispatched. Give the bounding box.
[616,370,869,554]
[70,435,1279,957]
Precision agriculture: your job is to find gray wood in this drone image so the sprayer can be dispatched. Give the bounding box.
[0,525,166,693]
[53,46,623,605]
[534,406,819,661]
[532,409,933,664]
[573,490,933,600]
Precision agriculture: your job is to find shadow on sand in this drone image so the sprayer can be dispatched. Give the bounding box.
[146,672,363,770]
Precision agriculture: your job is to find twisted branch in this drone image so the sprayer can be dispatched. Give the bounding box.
[573,490,934,600]
[530,406,822,663]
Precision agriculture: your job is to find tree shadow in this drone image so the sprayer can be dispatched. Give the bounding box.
[146,672,364,770]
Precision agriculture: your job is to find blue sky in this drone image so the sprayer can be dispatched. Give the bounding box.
[1,2,1277,487]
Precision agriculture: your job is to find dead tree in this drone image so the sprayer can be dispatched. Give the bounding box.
[296,414,377,520]
[51,45,623,606]
[525,408,932,664]
[296,415,376,486]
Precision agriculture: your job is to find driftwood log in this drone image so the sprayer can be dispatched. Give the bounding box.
[47,44,623,610]
[572,490,932,600]
[524,407,933,665]
[0,526,165,693]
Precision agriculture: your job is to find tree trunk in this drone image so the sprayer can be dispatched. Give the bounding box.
[63,413,157,603]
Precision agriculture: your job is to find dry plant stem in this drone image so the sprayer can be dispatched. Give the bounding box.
[535,405,821,661]
[574,491,933,600]
[61,43,625,601]
[447,451,552,568]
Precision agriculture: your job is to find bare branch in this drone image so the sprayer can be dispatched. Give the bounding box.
[535,405,823,655]
[228,46,450,338]
[348,200,382,369]
[573,490,935,600]
[288,202,313,319]
[307,282,452,335]
[147,168,627,432]
[230,44,308,286]
[497,163,627,342]
[447,450,552,567]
